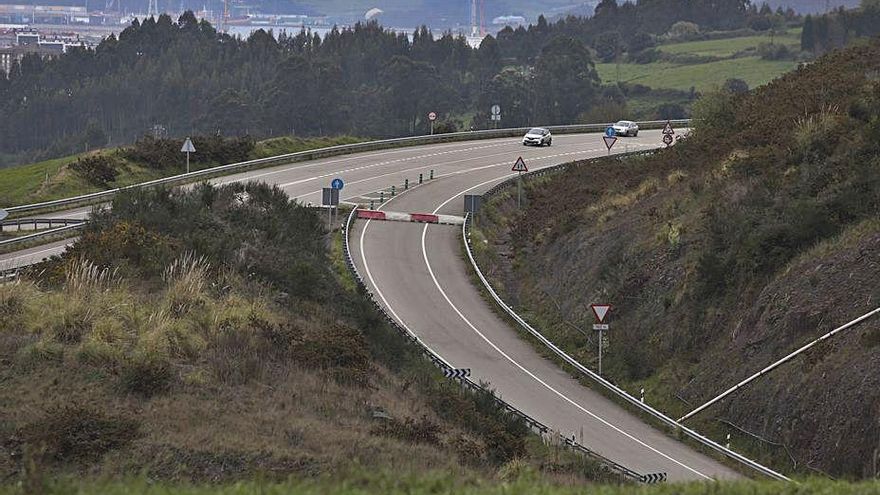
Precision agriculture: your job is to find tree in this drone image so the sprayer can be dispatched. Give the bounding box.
[667,21,700,40]
[801,15,815,52]
[533,36,599,124]
[594,31,622,63]
[722,78,750,94]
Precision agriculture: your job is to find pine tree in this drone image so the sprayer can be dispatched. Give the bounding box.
[801,14,815,52]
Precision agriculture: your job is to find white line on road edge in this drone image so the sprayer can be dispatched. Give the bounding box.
[680,305,880,422]
[461,193,790,481]
[419,178,712,480]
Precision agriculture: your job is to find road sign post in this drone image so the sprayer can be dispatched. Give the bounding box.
[591,304,612,375]
[180,137,196,173]
[428,111,437,135]
[330,178,344,225]
[491,104,501,129]
[511,156,528,208]
[322,186,340,230]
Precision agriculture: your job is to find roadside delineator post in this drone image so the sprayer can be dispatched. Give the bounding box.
[430,169,434,180]
[419,173,423,184]
[391,185,396,197]
[405,179,409,190]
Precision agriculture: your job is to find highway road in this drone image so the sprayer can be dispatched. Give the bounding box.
[0,131,740,480]
[3,133,653,269]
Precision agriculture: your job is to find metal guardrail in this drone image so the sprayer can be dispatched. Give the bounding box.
[1,217,86,232]
[341,207,643,483]
[0,223,83,248]
[463,157,791,482]
[5,120,690,217]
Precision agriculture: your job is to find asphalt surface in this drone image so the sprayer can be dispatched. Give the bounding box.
[0,131,741,480]
[348,131,743,482]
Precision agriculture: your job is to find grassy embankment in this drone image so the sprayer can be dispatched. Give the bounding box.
[6,474,880,494]
[473,39,880,477]
[0,135,362,209]
[0,182,618,489]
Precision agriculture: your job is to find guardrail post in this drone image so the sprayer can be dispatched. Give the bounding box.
[404,179,409,190]
[419,173,423,184]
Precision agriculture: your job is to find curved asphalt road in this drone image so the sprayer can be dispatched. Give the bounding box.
[1,132,740,480]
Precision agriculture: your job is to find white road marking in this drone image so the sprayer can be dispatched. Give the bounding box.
[413,177,712,480]
[215,140,513,186]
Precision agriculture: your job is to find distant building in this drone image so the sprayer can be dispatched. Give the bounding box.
[492,15,526,27]
[1,30,85,75]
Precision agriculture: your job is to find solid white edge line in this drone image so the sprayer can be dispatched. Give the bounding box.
[417,177,712,481]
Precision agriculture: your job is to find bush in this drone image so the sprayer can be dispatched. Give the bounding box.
[655,103,687,120]
[118,353,173,397]
[758,42,794,60]
[15,405,139,464]
[121,134,255,170]
[69,155,119,186]
[630,48,662,64]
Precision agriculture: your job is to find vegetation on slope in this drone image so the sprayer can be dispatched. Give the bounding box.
[0,182,613,486]
[7,474,880,495]
[474,38,880,477]
[0,135,362,208]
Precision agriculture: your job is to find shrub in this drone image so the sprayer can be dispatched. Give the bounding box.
[118,353,173,397]
[121,134,255,170]
[655,103,687,120]
[69,155,119,186]
[758,42,794,60]
[372,415,443,445]
[630,48,661,64]
[15,405,139,464]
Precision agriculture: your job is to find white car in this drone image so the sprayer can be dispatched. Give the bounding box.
[611,120,639,137]
[522,127,552,146]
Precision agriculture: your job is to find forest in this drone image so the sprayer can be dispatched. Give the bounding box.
[0,0,871,165]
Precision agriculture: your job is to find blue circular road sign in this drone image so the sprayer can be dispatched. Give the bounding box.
[331,178,344,190]
[605,127,616,137]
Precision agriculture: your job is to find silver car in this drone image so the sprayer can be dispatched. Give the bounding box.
[611,120,639,137]
[522,127,552,146]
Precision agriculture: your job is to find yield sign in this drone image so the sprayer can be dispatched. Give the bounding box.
[603,135,617,151]
[591,304,612,323]
[512,156,528,172]
[662,120,675,135]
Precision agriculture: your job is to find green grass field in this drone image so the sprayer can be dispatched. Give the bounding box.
[659,30,801,57]
[596,56,799,92]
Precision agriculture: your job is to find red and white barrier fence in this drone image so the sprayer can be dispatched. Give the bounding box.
[356,209,464,226]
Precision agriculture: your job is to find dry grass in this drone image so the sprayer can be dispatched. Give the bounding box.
[0,256,484,483]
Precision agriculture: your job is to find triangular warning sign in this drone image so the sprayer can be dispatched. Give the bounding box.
[591,304,611,323]
[512,156,528,172]
[662,121,675,135]
[603,135,617,151]
[180,138,196,153]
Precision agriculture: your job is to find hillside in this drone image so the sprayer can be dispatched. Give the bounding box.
[473,38,880,477]
[0,183,613,487]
